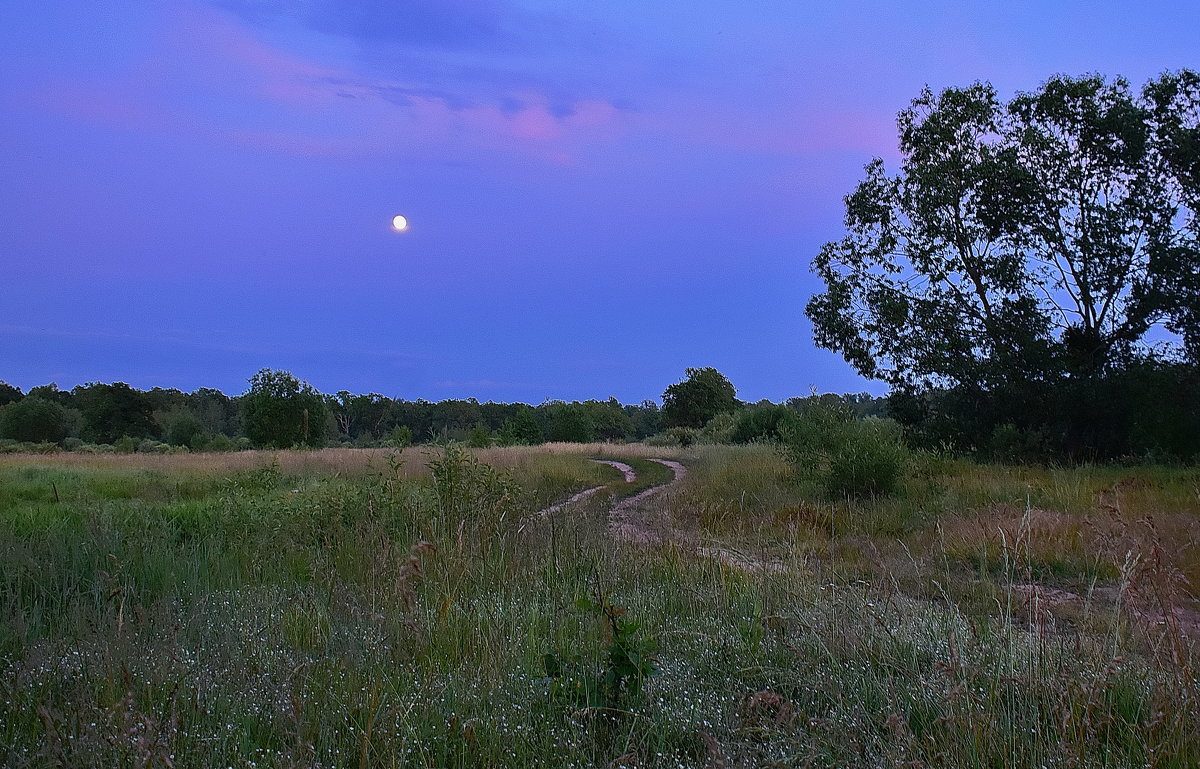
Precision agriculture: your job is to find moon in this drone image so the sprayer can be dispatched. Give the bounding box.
[391,214,409,232]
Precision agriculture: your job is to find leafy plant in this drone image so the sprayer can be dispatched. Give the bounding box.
[428,443,519,541]
[543,592,657,712]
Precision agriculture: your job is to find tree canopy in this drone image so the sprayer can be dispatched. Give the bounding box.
[72,382,159,444]
[0,382,22,408]
[661,367,739,428]
[0,396,71,443]
[807,71,1200,392]
[242,369,328,449]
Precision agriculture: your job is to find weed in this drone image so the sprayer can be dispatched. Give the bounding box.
[544,591,657,713]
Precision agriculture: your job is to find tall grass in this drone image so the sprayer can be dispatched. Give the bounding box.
[1,445,1198,767]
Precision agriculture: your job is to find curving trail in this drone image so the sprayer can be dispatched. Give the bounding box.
[535,459,635,517]
[608,459,687,544]
[593,459,636,483]
[536,456,785,574]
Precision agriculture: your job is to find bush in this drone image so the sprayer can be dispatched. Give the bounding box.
[642,432,681,447]
[388,425,414,448]
[986,423,1050,464]
[695,412,735,444]
[0,396,71,443]
[466,423,493,448]
[669,427,699,447]
[823,422,909,499]
[165,411,206,447]
[781,400,910,499]
[204,434,235,452]
[731,403,795,444]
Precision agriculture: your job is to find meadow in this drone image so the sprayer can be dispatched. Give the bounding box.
[1,444,1198,768]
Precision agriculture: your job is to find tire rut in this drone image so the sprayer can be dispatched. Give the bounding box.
[537,457,786,574]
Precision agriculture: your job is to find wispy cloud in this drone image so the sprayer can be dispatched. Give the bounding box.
[215,0,550,53]
[29,2,632,163]
[22,0,899,170]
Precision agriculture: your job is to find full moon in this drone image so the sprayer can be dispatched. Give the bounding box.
[391,214,409,232]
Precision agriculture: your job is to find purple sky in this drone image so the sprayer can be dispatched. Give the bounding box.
[3,1,1197,403]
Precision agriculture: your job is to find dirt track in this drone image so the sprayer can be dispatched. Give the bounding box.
[539,458,785,574]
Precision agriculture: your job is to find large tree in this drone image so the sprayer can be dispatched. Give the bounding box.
[72,382,159,444]
[242,369,328,449]
[661,367,739,428]
[807,71,1200,393]
[0,396,71,443]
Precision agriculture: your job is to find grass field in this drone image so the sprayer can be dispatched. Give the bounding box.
[1,444,1198,767]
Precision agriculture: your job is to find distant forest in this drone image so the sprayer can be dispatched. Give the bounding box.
[0,371,885,453]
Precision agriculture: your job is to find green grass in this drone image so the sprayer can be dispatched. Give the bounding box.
[0,445,1198,767]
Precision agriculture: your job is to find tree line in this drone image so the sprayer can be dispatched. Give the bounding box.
[0,368,886,452]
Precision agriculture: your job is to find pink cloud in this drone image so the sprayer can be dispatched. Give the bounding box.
[27,2,882,168]
[27,2,631,164]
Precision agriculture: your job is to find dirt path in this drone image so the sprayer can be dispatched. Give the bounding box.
[608,459,688,544]
[593,459,636,483]
[535,459,635,516]
[607,460,787,574]
[538,457,786,574]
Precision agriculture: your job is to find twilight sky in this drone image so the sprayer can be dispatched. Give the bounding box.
[2,1,1197,404]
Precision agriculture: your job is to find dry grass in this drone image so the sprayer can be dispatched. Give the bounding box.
[0,442,677,478]
[528,442,683,459]
[0,447,414,476]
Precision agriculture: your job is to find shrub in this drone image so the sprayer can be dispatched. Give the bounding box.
[165,411,206,447]
[669,426,699,447]
[642,431,681,447]
[204,434,235,452]
[389,425,414,448]
[466,423,493,448]
[699,412,738,444]
[987,423,1050,464]
[823,421,909,498]
[731,403,796,444]
[0,396,71,443]
[428,444,519,546]
[781,400,910,499]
